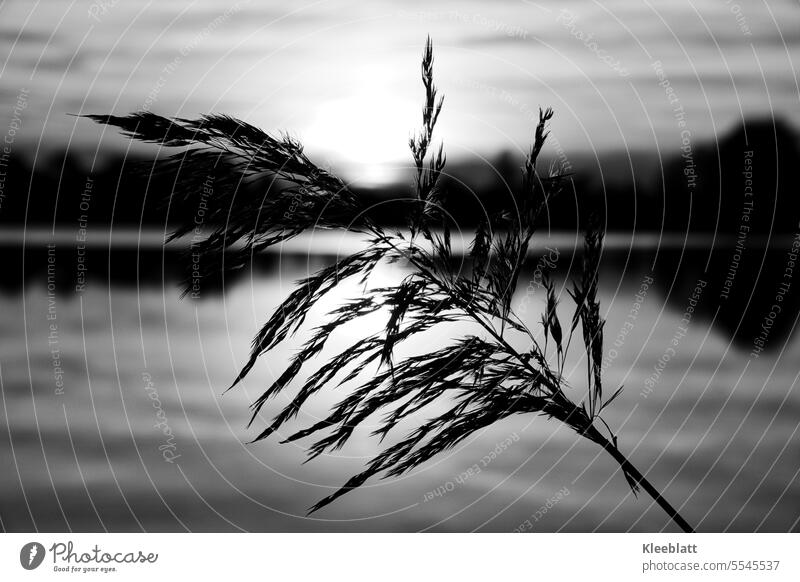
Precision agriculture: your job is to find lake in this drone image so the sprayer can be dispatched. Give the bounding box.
[1,232,799,532]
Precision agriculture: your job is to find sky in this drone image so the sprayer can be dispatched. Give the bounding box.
[1,0,799,184]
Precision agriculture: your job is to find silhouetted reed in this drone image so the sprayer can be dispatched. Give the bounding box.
[86,37,694,532]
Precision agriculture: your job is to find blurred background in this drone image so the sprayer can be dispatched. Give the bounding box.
[1,0,799,532]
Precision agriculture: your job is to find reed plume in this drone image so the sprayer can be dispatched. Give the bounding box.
[86,37,694,532]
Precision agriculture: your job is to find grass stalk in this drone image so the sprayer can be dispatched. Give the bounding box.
[86,36,695,532]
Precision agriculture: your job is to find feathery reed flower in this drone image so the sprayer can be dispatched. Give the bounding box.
[86,37,694,532]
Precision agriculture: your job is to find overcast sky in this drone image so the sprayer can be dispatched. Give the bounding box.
[2,0,799,183]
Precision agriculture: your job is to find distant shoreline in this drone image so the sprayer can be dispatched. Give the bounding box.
[0,227,795,254]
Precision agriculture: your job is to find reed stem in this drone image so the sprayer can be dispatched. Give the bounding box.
[586,426,695,533]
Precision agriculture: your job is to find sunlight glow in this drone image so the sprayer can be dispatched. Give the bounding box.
[304,68,417,186]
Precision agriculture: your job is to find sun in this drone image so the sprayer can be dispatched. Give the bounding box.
[304,77,416,186]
